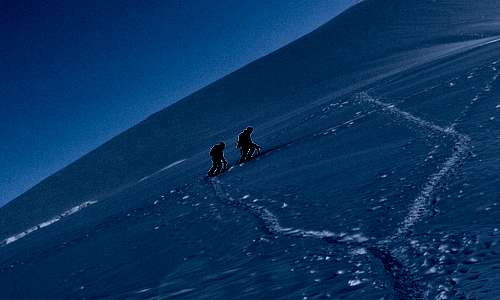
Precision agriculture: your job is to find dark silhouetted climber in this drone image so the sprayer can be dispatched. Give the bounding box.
[237,127,261,163]
[208,142,228,176]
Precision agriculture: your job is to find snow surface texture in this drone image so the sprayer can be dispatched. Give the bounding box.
[1,0,500,299]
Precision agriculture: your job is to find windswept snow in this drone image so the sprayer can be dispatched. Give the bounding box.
[139,159,187,182]
[0,200,97,247]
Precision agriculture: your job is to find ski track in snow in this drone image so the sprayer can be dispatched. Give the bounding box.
[0,200,98,247]
[209,178,368,244]
[357,92,472,239]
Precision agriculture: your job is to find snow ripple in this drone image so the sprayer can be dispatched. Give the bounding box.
[0,200,98,247]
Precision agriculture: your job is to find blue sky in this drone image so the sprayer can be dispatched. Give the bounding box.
[0,0,355,206]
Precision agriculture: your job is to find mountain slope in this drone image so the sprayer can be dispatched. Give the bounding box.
[1,0,500,299]
[1,0,500,240]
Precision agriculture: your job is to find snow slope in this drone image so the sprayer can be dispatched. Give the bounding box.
[1,0,500,299]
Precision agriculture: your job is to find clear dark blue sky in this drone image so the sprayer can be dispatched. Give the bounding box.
[0,0,355,206]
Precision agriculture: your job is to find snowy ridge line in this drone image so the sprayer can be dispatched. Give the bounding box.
[210,179,368,243]
[357,92,471,238]
[0,200,98,248]
[480,37,500,47]
[139,159,187,183]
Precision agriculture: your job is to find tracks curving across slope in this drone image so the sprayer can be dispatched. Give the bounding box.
[358,92,472,240]
[360,58,500,299]
[209,178,368,244]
